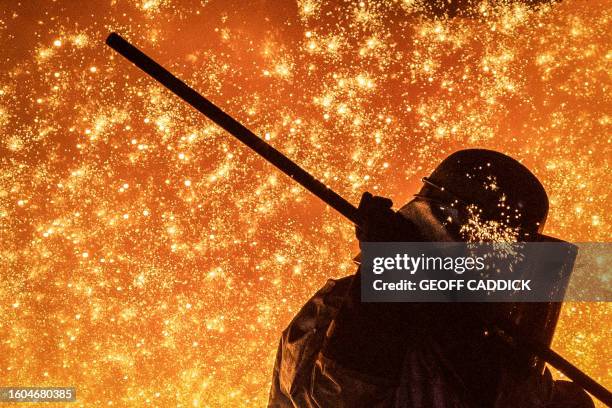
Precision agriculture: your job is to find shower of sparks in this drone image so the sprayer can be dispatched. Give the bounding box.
[0,0,610,407]
[460,204,521,243]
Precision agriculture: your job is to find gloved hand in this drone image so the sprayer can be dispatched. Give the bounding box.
[356,192,423,242]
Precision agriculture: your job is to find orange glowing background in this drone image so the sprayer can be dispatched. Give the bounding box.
[0,0,610,406]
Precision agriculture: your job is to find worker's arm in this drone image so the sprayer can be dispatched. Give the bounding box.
[321,192,425,381]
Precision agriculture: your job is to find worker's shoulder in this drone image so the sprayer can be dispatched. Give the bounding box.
[316,275,353,297]
[282,275,354,343]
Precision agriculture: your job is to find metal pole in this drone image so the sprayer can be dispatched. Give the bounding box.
[492,326,612,406]
[105,32,361,226]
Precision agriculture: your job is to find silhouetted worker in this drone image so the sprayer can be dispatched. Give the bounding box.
[268,149,594,408]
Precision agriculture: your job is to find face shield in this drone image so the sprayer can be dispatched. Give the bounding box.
[352,177,526,264]
[401,177,539,244]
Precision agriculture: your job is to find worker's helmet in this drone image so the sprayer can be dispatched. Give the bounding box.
[400,148,548,242]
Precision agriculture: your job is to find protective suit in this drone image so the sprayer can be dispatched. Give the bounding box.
[268,149,594,408]
[268,275,594,408]
[268,276,593,408]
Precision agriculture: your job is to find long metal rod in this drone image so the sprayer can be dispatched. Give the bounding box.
[492,326,612,406]
[105,32,361,226]
[105,32,611,406]
[533,341,612,406]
